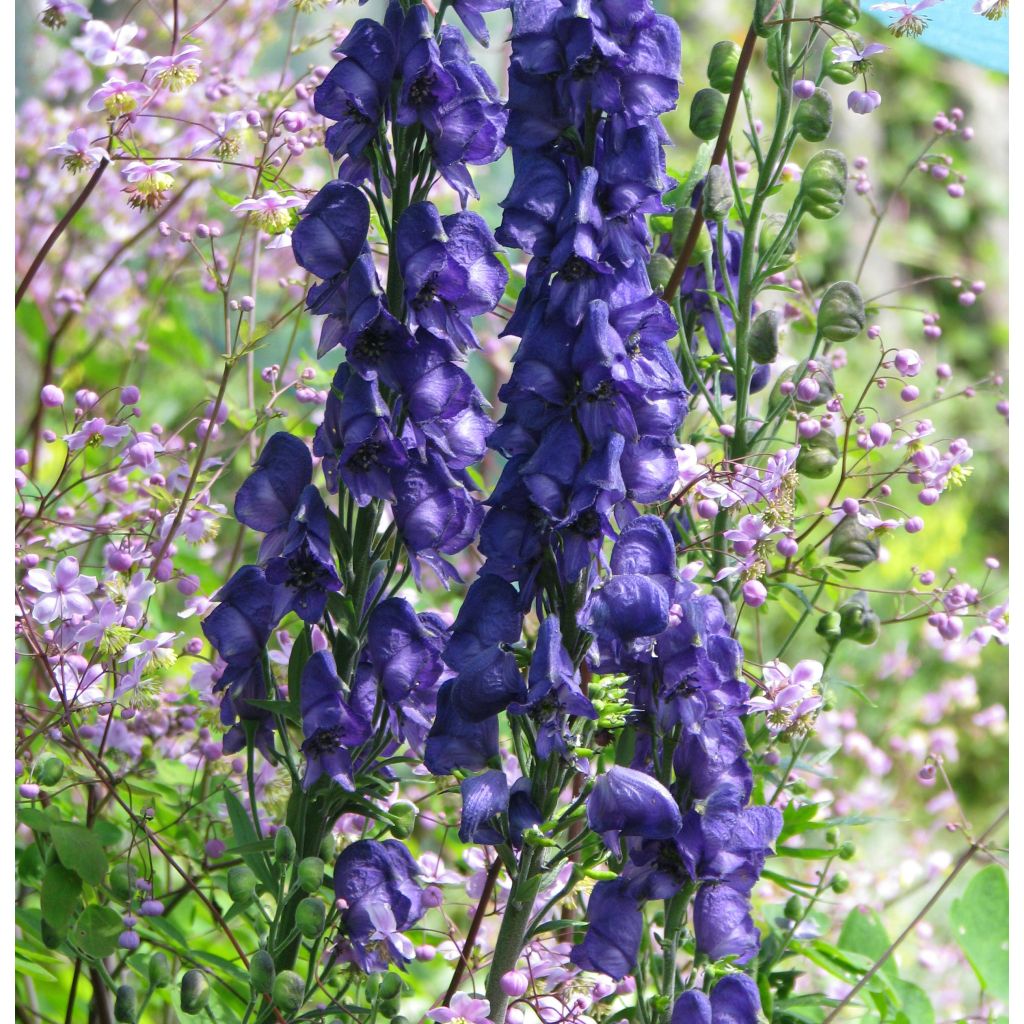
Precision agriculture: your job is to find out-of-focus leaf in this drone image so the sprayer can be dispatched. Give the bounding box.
[50,823,107,886]
[71,905,122,959]
[950,865,1009,1001]
[40,862,81,932]
[838,907,897,981]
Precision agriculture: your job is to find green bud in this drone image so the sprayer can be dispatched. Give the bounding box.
[378,973,403,1000]
[690,88,726,141]
[794,88,833,142]
[272,970,305,1014]
[647,253,675,293]
[800,150,848,220]
[818,281,865,342]
[388,800,418,839]
[759,212,796,270]
[180,970,210,1015]
[748,309,780,363]
[838,592,881,644]
[831,873,850,893]
[297,856,325,894]
[274,826,296,864]
[671,207,711,264]
[755,0,781,36]
[110,863,139,900]
[296,896,327,939]
[114,985,137,1024]
[148,953,171,988]
[392,1017,411,1024]
[365,976,381,1000]
[796,429,840,479]
[783,895,802,920]
[823,694,837,711]
[838,841,856,861]
[702,165,733,222]
[829,517,880,569]
[816,611,842,641]
[319,833,337,863]
[825,827,840,845]
[708,40,741,92]
[790,778,810,795]
[821,40,858,84]
[822,0,860,28]
[227,865,257,906]
[36,756,64,787]
[249,950,276,995]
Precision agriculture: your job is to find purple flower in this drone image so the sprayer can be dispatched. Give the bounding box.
[396,6,459,129]
[848,89,882,115]
[587,765,682,850]
[72,20,148,66]
[424,679,499,775]
[693,883,761,964]
[569,878,644,980]
[25,556,97,623]
[459,771,542,847]
[449,0,509,46]
[671,975,762,1024]
[300,651,371,791]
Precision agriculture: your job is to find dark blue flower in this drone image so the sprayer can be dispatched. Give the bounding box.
[568,878,644,980]
[673,717,753,802]
[671,976,763,1024]
[458,769,508,845]
[334,838,425,972]
[314,19,397,164]
[693,883,760,964]
[300,650,371,791]
[263,484,342,623]
[234,432,312,559]
[587,765,682,850]
[450,0,509,46]
[396,5,459,130]
[496,152,572,258]
[424,678,500,775]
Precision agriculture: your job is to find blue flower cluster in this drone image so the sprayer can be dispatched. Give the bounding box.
[477,0,689,599]
[569,517,782,978]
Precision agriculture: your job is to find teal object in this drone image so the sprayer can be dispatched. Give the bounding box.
[865,1,1008,74]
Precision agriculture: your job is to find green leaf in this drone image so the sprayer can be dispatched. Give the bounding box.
[892,980,935,1024]
[243,698,301,725]
[50,823,107,886]
[40,862,82,932]
[224,790,275,889]
[71,905,123,959]
[838,907,898,981]
[18,808,55,833]
[950,864,1009,1001]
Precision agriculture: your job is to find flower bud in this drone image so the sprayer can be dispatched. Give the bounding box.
[796,428,840,479]
[829,517,879,568]
[180,970,210,1015]
[36,756,64,786]
[702,165,733,222]
[274,826,296,864]
[816,611,843,642]
[831,873,850,893]
[249,950,276,995]
[825,828,840,846]
[784,895,802,920]
[320,833,337,863]
[838,593,880,645]
[800,150,848,220]
[378,973,403,1000]
[114,985,137,1024]
[297,856,325,893]
[794,88,833,142]
[690,88,726,141]
[838,841,856,860]
[708,41,741,92]
[821,0,860,28]
[502,970,530,998]
[647,253,674,292]
[817,281,866,342]
[748,309,780,363]
[148,953,171,988]
[272,970,305,1014]
[227,865,257,905]
[296,896,327,938]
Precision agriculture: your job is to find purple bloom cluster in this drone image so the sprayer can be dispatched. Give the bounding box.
[479,0,689,597]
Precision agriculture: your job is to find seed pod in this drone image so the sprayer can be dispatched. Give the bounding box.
[838,592,881,644]
[825,827,840,846]
[36,757,64,787]
[249,949,276,995]
[274,826,296,864]
[297,856,325,894]
[822,0,860,28]
[647,253,674,292]
[818,281,865,342]
[114,985,137,1024]
[227,865,257,906]
[702,165,733,222]
[796,428,840,478]
[180,970,210,1015]
[378,973,403,1000]
[272,970,305,1014]
[319,833,336,863]
[800,150,848,220]
[754,0,781,36]
[110,863,139,900]
[748,310,780,363]
[707,40,741,92]
[296,897,326,939]
[821,40,858,84]
[829,517,879,568]
[759,213,796,270]
[794,88,833,142]
[838,841,856,860]
[148,952,171,988]
[815,611,842,642]
[689,88,726,141]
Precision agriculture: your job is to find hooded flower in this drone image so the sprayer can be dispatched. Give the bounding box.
[693,882,761,964]
[569,878,644,980]
[671,975,763,1024]
[587,765,683,850]
[424,679,500,775]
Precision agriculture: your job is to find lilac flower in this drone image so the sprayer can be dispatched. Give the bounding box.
[48,658,106,706]
[747,659,823,733]
[72,20,148,66]
[232,191,305,235]
[121,160,180,210]
[300,651,371,790]
[831,41,888,65]
[64,418,132,450]
[86,76,150,115]
[587,766,682,850]
[146,44,201,93]
[873,0,941,37]
[848,90,882,115]
[429,994,494,1024]
[333,839,425,972]
[25,556,97,623]
[49,129,107,173]
[41,1,91,30]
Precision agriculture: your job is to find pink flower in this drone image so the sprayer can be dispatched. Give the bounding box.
[429,994,494,1024]
[72,20,148,67]
[848,90,883,115]
[748,659,823,733]
[25,556,97,623]
[48,658,106,706]
[233,191,306,234]
[87,76,151,115]
[49,129,107,173]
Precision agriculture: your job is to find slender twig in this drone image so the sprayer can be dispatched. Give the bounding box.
[441,857,503,1006]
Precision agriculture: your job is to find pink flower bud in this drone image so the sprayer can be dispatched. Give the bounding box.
[501,971,530,998]
[869,422,892,447]
[40,384,65,407]
[741,580,767,607]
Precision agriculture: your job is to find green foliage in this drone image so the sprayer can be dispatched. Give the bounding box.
[950,866,1010,1001]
